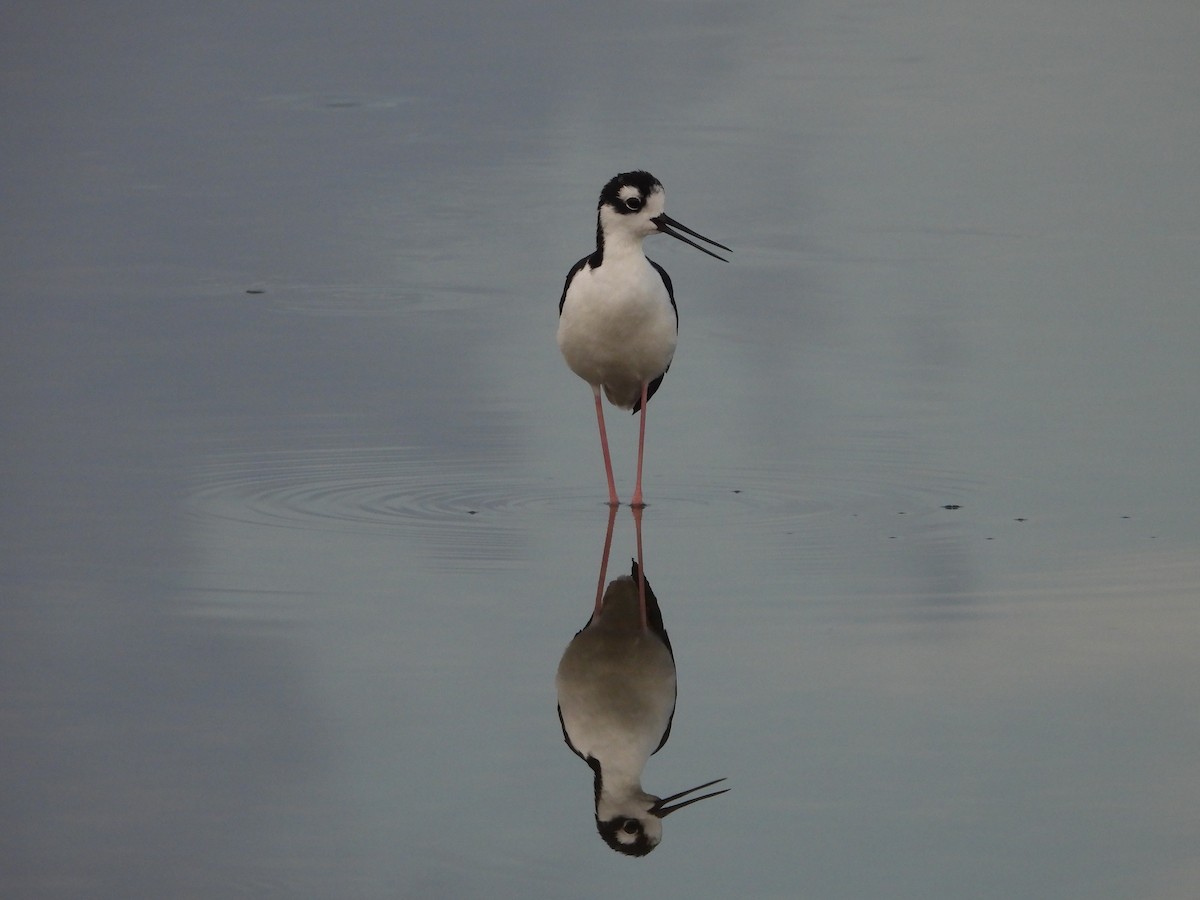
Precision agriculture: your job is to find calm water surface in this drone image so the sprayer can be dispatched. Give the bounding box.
[4,1,1199,898]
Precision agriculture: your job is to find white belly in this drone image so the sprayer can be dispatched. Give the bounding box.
[557,259,677,409]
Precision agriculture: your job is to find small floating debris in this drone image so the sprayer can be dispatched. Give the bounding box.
[942,504,961,510]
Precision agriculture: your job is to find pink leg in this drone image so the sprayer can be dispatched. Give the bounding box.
[592,387,620,506]
[631,504,647,629]
[593,504,618,619]
[630,381,649,509]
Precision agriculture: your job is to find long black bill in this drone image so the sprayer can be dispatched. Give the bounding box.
[649,778,729,818]
[652,214,731,262]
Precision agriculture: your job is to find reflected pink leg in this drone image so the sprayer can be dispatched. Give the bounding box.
[593,387,620,507]
[630,382,649,509]
[631,504,647,630]
[593,504,618,618]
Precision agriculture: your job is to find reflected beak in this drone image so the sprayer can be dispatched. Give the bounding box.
[652,214,731,262]
[650,778,729,817]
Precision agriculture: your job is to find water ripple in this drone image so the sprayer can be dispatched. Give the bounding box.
[184,442,990,571]
[187,446,978,527]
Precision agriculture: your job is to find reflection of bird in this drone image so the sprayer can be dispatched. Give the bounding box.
[556,553,727,856]
[557,170,730,507]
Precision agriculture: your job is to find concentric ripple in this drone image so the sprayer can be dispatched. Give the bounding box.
[186,446,539,566]
[185,441,992,570]
[187,445,981,529]
[191,446,589,528]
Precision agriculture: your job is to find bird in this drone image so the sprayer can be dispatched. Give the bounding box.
[556,508,728,856]
[557,170,730,507]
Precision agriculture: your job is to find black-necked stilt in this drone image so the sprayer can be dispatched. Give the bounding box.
[557,171,730,507]
[556,506,728,856]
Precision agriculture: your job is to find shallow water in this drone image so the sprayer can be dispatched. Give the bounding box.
[4,1,1199,897]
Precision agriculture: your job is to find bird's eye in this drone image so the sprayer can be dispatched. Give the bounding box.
[624,197,643,212]
[621,819,640,834]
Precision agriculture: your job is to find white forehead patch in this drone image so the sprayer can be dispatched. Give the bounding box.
[619,183,663,201]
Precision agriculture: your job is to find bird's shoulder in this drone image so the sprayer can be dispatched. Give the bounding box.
[646,258,675,306]
[558,253,594,315]
[557,704,588,761]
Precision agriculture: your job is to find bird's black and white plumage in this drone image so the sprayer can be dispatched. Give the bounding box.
[556,558,727,856]
[557,171,729,507]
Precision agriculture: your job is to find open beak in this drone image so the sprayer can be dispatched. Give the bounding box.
[649,778,729,818]
[652,214,731,262]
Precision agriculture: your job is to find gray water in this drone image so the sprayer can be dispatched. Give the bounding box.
[4,2,1199,898]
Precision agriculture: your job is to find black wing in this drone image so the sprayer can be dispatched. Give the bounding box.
[557,704,587,761]
[558,255,590,316]
[648,258,678,323]
[630,558,671,658]
[632,259,679,414]
[631,558,677,755]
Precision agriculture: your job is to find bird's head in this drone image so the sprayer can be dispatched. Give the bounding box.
[595,777,729,857]
[596,170,730,261]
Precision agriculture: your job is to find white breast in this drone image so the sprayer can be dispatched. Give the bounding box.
[557,254,677,409]
[556,607,677,770]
